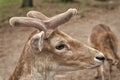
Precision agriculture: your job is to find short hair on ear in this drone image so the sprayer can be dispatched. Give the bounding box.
[30,31,44,52]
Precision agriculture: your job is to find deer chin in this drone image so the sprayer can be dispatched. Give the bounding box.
[85,62,103,69]
[79,59,104,69]
[58,61,104,71]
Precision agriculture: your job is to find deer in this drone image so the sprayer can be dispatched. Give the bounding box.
[89,24,120,80]
[8,8,105,80]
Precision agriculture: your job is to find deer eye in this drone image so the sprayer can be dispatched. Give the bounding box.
[55,44,66,50]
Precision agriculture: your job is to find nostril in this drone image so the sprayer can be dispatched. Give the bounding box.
[95,56,105,61]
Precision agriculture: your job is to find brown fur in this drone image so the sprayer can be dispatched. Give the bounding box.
[89,24,120,80]
[9,9,105,80]
[8,31,37,80]
[9,29,104,80]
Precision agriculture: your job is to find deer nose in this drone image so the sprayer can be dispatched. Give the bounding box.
[96,56,105,61]
[95,53,105,62]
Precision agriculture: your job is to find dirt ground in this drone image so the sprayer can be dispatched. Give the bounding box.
[1,5,120,80]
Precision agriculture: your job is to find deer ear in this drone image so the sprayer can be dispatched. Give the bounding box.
[30,31,44,52]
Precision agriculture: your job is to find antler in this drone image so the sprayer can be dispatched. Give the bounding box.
[27,11,49,20]
[27,8,77,29]
[9,8,77,38]
[9,17,47,31]
[45,8,77,29]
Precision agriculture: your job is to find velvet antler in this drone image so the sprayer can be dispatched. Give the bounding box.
[9,8,77,38]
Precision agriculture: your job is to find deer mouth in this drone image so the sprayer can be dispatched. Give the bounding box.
[85,61,104,69]
[89,53,105,68]
[84,54,105,69]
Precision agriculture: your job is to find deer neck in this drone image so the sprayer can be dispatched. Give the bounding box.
[9,37,60,80]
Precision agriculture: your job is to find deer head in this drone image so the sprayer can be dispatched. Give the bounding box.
[9,9,105,80]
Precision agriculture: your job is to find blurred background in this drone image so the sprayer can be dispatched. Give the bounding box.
[0,0,120,80]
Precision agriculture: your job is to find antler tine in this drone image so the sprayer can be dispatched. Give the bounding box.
[44,8,77,29]
[27,8,77,30]
[26,8,77,38]
[27,11,49,20]
[9,17,47,32]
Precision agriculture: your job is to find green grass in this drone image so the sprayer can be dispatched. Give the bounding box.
[0,0,21,7]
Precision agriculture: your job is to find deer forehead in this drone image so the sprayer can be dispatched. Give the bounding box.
[49,31,75,47]
[50,36,67,46]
